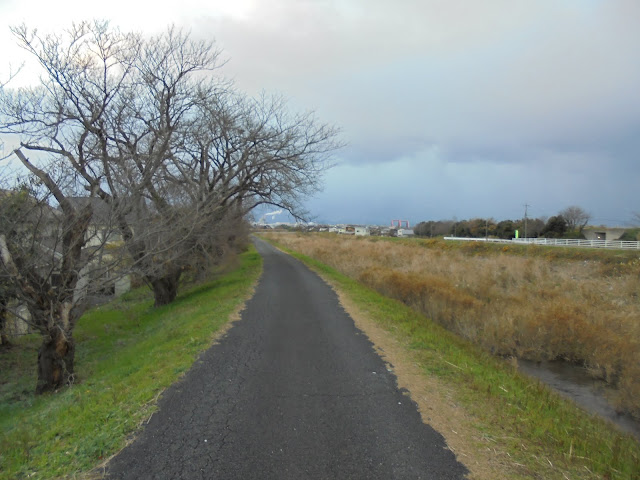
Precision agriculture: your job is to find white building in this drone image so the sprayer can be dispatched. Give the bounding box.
[397,228,415,237]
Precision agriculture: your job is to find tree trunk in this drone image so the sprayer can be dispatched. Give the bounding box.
[0,298,9,347]
[36,328,75,394]
[149,270,182,307]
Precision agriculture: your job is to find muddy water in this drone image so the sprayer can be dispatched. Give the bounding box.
[518,359,640,440]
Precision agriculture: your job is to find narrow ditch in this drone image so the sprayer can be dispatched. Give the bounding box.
[518,359,640,440]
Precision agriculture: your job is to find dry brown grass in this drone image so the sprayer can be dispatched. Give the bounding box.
[263,232,640,418]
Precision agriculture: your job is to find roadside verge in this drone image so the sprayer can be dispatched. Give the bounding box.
[0,247,262,480]
[264,237,639,480]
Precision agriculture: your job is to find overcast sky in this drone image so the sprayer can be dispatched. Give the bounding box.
[1,0,639,226]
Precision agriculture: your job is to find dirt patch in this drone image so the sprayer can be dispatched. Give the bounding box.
[322,276,519,480]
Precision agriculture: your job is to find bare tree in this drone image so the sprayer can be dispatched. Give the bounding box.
[0,157,125,393]
[119,88,341,303]
[179,89,339,220]
[559,205,591,233]
[157,89,339,290]
[0,259,14,347]
[0,63,23,159]
[102,26,234,305]
[1,20,340,315]
[0,22,225,306]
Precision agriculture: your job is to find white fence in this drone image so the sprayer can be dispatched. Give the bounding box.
[444,236,640,250]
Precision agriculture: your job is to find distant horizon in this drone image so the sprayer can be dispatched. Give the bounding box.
[257,216,637,230]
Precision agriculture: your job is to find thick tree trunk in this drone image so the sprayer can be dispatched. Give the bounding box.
[36,328,75,394]
[149,270,182,307]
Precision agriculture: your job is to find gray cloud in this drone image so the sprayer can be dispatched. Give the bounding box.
[199,1,640,169]
[2,0,638,224]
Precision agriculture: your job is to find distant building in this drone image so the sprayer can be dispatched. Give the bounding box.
[354,226,370,236]
[337,225,355,235]
[582,227,625,241]
[397,228,415,237]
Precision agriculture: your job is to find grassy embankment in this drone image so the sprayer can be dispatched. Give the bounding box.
[263,232,640,479]
[0,247,262,480]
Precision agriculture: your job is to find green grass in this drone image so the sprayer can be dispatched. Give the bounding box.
[0,247,262,480]
[269,239,640,480]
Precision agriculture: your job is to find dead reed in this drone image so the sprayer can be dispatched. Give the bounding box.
[263,232,640,419]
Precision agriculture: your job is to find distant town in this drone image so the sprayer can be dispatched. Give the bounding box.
[253,220,416,237]
[252,211,640,244]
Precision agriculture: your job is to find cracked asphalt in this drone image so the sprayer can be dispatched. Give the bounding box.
[106,238,468,479]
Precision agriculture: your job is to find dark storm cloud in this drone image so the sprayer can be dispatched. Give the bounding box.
[191,1,640,223]
[201,1,640,165]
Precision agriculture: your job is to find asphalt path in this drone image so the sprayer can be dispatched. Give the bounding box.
[106,238,468,479]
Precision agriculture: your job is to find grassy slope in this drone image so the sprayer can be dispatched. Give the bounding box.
[0,247,262,480]
[268,238,640,480]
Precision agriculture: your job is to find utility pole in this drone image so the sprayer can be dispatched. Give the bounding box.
[523,203,530,239]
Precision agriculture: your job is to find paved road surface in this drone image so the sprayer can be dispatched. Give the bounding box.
[106,238,467,479]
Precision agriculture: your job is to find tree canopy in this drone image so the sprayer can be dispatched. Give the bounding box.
[0,21,340,393]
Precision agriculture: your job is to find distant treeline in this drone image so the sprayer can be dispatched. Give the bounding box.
[414,215,639,240]
[415,206,603,239]
[414,218,547,239]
